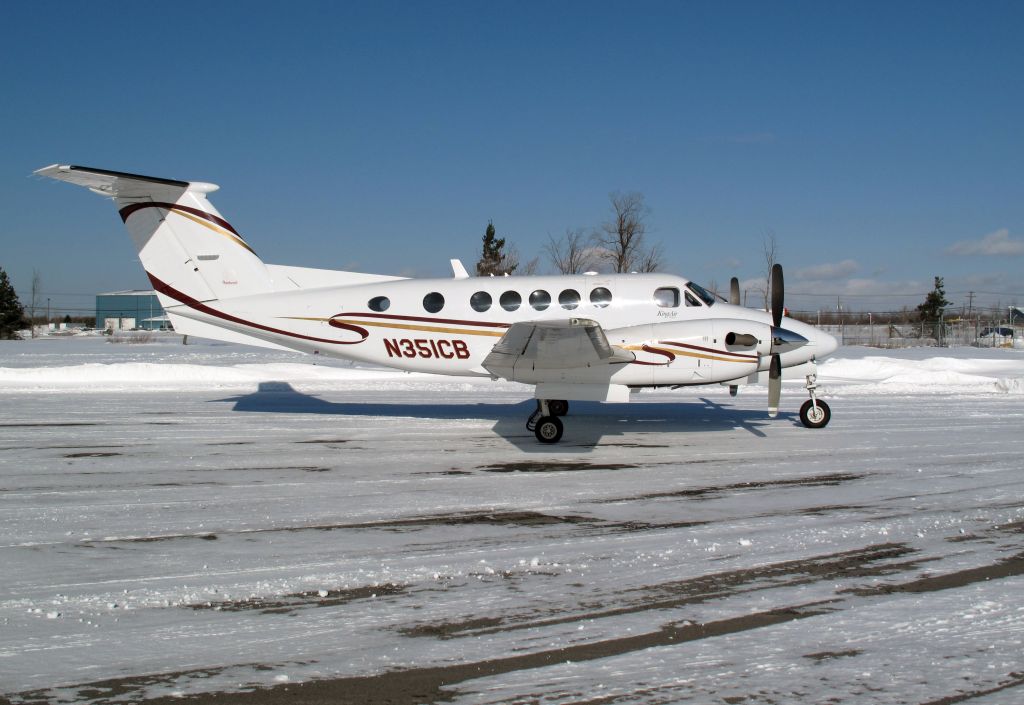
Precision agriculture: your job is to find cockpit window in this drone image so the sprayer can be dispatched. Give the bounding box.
[686,282,716,306]
[654,287,679,308]
[684,291,702,307]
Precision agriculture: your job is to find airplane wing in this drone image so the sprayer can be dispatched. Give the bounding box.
[483,318,634,376]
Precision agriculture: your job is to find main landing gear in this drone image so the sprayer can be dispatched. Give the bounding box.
[799,371,831,428]
[527,399,569,444]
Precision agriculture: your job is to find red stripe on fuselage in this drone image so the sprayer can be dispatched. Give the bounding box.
[147,274,368,345]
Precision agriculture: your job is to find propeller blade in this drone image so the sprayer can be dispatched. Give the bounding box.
[770,263,784,328]
[729,277,740,305]
[768,354,782,418]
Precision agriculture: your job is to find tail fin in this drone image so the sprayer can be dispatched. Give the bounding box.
[35,165,276,302]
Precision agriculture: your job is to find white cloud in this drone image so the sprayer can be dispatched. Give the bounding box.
[792,259,859,281]
[946,229,1024,256]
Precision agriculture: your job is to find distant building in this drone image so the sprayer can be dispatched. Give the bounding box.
[95,291,171,331]
[1009,307,1024,325]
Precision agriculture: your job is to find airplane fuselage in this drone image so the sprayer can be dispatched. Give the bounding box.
[159,271,835,387]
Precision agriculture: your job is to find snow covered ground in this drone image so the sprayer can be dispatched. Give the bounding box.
[2,335,1023,704]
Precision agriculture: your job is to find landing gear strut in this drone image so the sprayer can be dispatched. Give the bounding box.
[799,368,830,428]
[527,399,566,443]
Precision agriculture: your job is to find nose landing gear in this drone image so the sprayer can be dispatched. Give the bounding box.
[799,370,831,428]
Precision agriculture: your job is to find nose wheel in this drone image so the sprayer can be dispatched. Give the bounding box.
[799,370,831,428]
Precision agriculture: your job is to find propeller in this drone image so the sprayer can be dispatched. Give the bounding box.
[725,265,805,413]
[768,263,784,417]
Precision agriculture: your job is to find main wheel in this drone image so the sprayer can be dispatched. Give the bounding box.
[799,399,831,428]
[548,399,569,417]
[534,416,564,443]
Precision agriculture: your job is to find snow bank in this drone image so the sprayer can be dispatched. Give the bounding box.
[0,362,426,392]
[995,376,1024,393]
[818,351,1024,395]
[1,339,1022,395]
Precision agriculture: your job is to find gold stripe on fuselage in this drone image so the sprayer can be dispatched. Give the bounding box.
[281,316,507,338]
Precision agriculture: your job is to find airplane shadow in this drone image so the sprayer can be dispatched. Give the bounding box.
[214,382,793,453]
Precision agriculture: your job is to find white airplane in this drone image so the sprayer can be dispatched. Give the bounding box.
[36,164,837,443]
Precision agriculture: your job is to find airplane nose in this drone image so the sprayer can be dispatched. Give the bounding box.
[814,329,839,358]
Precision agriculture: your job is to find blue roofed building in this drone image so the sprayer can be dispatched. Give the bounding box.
[95,291,171,331]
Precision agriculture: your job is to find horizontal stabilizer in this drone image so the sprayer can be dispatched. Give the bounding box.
[34,164,215,199]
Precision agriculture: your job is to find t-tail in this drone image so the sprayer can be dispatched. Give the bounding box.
[34,165,276,304]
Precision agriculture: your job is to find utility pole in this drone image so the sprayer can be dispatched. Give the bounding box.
[966,291,977,345]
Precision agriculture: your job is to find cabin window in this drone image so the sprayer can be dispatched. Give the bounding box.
[589,287,612,308]
[654,287,679,308]
[500,291,522,311]
[559,289,581,310]
[470,291,492,312]
[368,296,390,312]
[423,292,445,313]
[529,290,551,311]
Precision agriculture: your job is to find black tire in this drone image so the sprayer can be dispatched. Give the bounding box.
[534,416,564,444]
[548,399,569,417]
[799,399,831,428]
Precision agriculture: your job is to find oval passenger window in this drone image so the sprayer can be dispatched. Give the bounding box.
[590,287,612,308]
[559,289,581,310]
[500,291,522,311]
[423,292,445,313]
[470,291,492,312]
[368,296,390,312]
[529,290,551,311]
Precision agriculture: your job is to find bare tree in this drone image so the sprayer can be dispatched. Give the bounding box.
[760,231,777,309]
[505,246,540,276]
[596,192,658,273]
[635,241,664,273]
[544,228,594,274]
[519,256,540,276]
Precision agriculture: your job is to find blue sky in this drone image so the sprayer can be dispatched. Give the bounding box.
[2,1,1022,316]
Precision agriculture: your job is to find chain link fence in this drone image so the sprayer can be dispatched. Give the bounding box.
[798,318,1022,348]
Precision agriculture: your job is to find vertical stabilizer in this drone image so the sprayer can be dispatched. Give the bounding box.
[35,165,276,302]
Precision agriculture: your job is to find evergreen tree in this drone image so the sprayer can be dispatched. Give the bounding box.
[917,276,951,323]
[475,221,517,276]
[0,267,27,340]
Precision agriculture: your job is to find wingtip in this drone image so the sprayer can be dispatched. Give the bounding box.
[33,163,64,177]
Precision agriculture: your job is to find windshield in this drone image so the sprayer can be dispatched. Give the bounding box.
[686,282,716,307]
